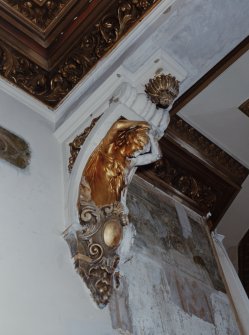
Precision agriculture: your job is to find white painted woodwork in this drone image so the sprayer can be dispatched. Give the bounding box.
[212,233,249,335]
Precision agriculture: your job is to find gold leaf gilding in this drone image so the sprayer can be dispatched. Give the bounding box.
[0,0,159,107]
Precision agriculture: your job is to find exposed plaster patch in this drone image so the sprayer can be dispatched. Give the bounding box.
[109,177,239,334]
[118,224,136,266]
[175,202,192,239]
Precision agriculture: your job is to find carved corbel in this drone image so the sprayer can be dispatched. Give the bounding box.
[64,80,179,307]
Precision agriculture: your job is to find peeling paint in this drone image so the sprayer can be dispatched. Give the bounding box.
[109,177,239,335]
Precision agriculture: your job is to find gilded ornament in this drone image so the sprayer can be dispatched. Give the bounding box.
[84,119,150,206]
[153,158,217,213]
[68,116,101,173]
[103,219,123,248]
[5,0,70,29]
[64,176,127,307]
[0,126,30,169]
[168,115,248,185]
[145,73,180,108]
[0,0,159,107]
[64,118,162,307]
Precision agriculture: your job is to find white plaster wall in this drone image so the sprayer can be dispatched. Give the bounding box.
[123,0,249,96]
[0,90,115,335]
[177,50,249,269]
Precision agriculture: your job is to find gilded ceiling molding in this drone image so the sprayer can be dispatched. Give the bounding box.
[138,113,248,226]
[145,73,180,109]
[153,157,217,213]
[0,0,160,107]
[167,115,248,185]
[64,81,177,307]
[4,0,70,29]
[0,126,30,168]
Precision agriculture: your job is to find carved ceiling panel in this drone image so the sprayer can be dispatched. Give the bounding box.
[1,0,86,32]
[2,0,71,30]
[0,0,160,106]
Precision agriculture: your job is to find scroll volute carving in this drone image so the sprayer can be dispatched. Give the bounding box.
[0,126,30,168]
[64,119,161,307]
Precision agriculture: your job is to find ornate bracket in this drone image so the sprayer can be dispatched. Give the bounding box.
[64,79,179,307]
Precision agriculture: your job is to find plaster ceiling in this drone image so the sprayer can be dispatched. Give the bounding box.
[179,49,249,268]
[179,50,249,168]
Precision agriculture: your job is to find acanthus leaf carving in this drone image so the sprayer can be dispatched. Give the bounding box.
[4,0,70,29]
[168,115,248,185]
[153,157,217,213]
[0,0,159,107]
[68,116,101,173]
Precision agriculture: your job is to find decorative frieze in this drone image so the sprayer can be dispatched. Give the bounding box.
[153,157,217,213]
[0,0,160,107]
[4,0,70,29]
[168,115,248,185]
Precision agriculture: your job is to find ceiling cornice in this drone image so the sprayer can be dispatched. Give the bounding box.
[2,0,73,30]
[167,115,248,186]
[0,0,160,108]
[138,115,249,227]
